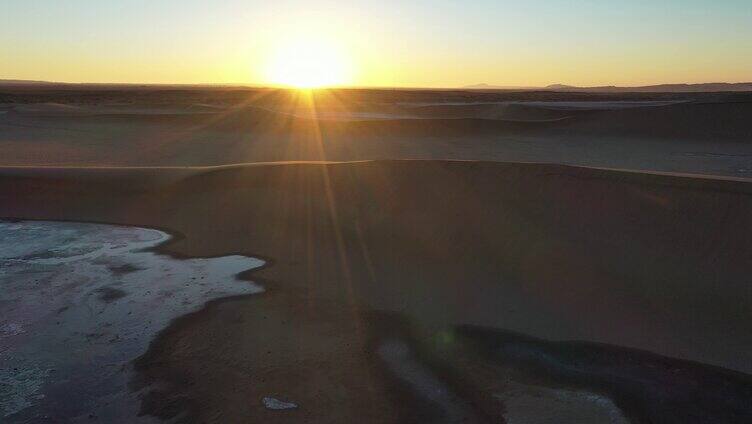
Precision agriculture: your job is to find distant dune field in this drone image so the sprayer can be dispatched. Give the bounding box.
[1,89,751,178]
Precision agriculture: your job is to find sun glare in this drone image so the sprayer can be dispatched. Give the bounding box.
[265,38,352,88]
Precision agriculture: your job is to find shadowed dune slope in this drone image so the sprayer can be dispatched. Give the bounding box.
[563,101,752,140]
[2,160,752,368]
[2,160,752,422]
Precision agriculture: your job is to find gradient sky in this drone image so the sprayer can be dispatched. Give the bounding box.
[2,0,751,87]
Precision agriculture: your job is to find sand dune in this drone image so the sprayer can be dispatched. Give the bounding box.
[399,102,589,120]
[3,95,752,178]
[2,160,752,422]
[3,87,752,422]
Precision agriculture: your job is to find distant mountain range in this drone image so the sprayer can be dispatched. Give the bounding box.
[0,79,258,88]
[0,79,61,85]
[2,79,752,93]
[464,82,752,92]
[0,79,277,93]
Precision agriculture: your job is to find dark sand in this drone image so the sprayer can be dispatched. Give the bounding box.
[2,88,752,423]
[2,160,752,423]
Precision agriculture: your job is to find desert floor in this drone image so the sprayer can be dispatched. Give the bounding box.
[1,88,752,423]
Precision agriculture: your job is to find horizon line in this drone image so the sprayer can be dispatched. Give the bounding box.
[2,78,752,91]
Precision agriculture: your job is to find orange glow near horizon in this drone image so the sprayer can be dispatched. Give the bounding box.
[3,2,752,88]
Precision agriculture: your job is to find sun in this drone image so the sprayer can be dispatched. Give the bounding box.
[265,38,352,88]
